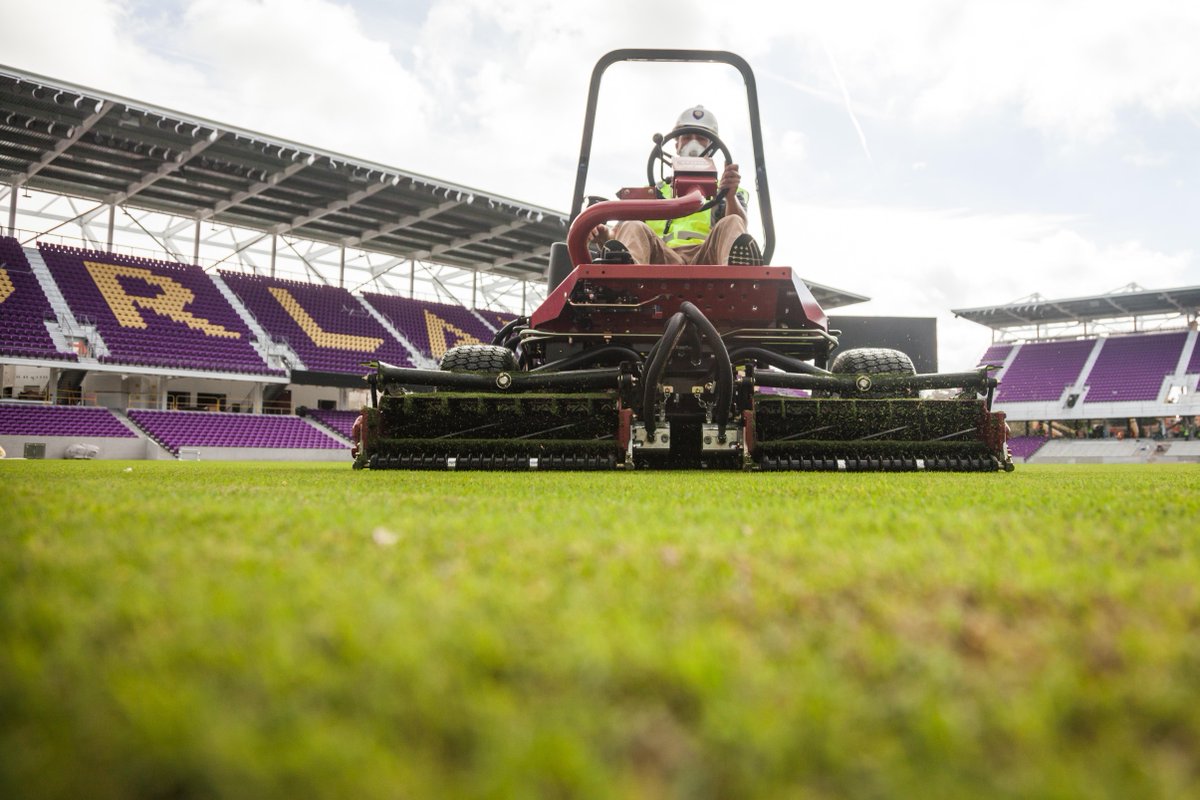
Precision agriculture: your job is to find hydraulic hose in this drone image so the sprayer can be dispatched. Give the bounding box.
[530,345,644,373]
[491,316,528,347]
[641,311,688,436]
[679,301,733,440]
[727,346,832,376]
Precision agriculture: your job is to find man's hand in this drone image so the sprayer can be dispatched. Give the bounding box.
[588,224,611,245]
[719,163,745,220]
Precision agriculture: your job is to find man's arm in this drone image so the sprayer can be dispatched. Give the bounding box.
[720,163,746,221]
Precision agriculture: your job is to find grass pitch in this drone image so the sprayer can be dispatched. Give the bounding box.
[2,461,1199,799]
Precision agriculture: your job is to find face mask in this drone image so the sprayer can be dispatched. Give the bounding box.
[679,139,707,158]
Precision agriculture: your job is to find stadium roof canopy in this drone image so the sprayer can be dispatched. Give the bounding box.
[0,65,567,280]
[952,284,1200,330]
[0,64,869,310]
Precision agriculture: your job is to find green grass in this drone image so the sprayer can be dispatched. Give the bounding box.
[2,461,1199,799]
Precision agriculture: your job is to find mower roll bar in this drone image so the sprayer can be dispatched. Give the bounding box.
[568,49,775,265]
[567,191,704,266]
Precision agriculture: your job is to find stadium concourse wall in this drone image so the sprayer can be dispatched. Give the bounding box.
[1025,438,1200,465]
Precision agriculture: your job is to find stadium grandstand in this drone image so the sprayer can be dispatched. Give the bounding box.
[955,285,1200,464]
[0,65,869,461]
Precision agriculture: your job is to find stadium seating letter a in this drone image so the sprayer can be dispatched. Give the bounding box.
[85,261,239,337]
[0,267,13,305]
[423,309,481,359]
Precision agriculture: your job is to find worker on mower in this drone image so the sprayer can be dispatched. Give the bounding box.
[590,105,762,266]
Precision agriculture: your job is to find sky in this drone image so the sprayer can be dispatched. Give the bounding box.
[1,0,1198,369]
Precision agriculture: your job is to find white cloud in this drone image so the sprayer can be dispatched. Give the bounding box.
[775,202,1194,369]
[177,0,432,158]
[1123,151,1172,169]
[0,0,208,101]
[767,1,1200,142]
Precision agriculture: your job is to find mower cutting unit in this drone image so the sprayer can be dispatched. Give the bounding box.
[356,50,1011,472]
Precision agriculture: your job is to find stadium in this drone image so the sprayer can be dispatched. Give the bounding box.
[3,32,1200,800]
[2,66,1196,465]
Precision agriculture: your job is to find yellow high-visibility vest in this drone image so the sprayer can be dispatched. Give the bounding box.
[647,181,751,247]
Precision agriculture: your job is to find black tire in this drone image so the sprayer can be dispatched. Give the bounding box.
[828,347,916,398]
[440,344,519,372]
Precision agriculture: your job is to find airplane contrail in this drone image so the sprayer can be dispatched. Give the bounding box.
[820,37,874,164]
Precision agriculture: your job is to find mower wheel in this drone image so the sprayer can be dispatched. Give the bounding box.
[440,344,519,373]
[829,347,916,397]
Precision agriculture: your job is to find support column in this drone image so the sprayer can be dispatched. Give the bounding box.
[409,258,415,298]
[338,387,349,409]
[471,270,478,309]
[158,376,168,410]
[106,204,115,249]
[521,280,527,316]
[339,245,346,289]
[252,383,264,414]
[7,181,17,236]
[193,218,201,265]
[48,367,59,405]
[270,234,277,278]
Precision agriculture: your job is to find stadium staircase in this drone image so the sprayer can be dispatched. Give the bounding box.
[209,272,303,371]
[22,243,103,357]
[355,295,433,369]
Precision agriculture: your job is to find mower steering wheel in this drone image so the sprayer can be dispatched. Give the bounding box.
[647,125,734,213]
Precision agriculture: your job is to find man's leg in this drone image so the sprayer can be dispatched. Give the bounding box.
[613,221,685,265]
[690,216,761,265]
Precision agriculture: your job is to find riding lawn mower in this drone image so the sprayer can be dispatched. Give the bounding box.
[354,49,1011,472]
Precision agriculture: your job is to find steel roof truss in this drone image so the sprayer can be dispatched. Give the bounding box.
[199,159,309,221]
[17,100,113,184]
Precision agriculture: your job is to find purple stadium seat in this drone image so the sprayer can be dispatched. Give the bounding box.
[994,339,1095,403]
[0,403,135,437]
[0,237,78,361]
[1083,333,1186,403]
[361,293,498,362]
[1006,435,1048,461]
[126,409,346,455]
[474,308,515,331]
[36,243,275,374]
[305,408,359,439]
[219,273,413,373]
[976,343,1012,367]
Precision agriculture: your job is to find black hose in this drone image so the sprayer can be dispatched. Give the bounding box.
[530,345,643,373]
[727,347,833,376]
[679,302,733,440]
[641,311,688,436]
[491,316,528,346]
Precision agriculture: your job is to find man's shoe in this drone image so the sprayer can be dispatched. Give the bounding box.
[598,239,635,264]
[727,233,764,266]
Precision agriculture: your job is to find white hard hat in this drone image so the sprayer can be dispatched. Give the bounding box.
[675,105,718,135]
